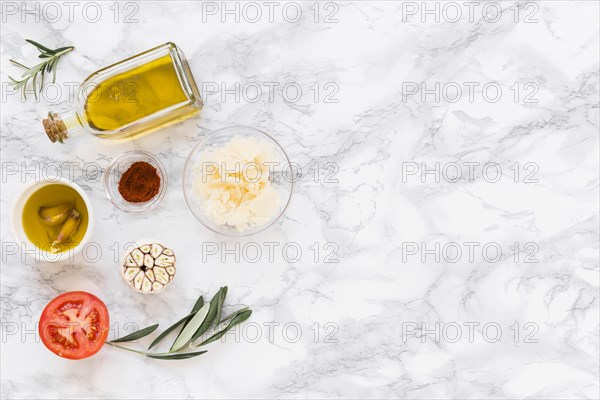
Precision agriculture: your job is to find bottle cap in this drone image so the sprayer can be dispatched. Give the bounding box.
[42,112,69,143]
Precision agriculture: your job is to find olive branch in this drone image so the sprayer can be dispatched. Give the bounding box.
[105,287,252,360]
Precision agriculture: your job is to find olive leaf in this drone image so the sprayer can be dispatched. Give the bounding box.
[170,303,210,352]
[191,287,227,342]
[213,286,227,327]
[191,295,205,313]
[110,324,159,343]
[180,295,204,331]
[197,310,252,346]
[219,307,250,324]
[146,350,207,360]
[147,312,195,350]
[149,295,205,350]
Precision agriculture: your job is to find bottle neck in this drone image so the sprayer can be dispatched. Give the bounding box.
[43,110,84,143]
[60,111,85,138]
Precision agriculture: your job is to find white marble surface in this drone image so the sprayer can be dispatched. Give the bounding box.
[1,1,599,399]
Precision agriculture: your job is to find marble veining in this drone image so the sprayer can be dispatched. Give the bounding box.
[1,1,598,399]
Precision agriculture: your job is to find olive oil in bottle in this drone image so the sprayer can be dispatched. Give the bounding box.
[43,43,202,143]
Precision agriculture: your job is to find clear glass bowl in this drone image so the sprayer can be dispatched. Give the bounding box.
[183,126,293,236]
[104,151,167,213]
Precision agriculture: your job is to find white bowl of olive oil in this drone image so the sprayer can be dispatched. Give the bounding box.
[12,178,94,263]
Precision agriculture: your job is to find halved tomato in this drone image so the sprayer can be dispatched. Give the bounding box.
[39,291,110,360]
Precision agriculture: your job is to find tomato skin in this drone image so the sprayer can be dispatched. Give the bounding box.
[39,291,110,360]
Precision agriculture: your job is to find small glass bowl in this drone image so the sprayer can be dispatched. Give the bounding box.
[104,151,167,213]
[183,126,293,236]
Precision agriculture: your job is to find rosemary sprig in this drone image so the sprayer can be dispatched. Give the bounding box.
[9,39,74,100]
[107,287,252,360]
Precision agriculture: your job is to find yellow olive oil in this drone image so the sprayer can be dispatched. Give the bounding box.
[43,43,203,143]
[22,184,89,253]
[84,55,188,131]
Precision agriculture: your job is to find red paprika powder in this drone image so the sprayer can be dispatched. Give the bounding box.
[118,161,161,203]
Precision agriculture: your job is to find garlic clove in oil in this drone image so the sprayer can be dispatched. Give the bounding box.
[121,242,176,294]
[38,201,73,226]
[51,209,81,253]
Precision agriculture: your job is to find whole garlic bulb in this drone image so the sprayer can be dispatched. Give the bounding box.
[121,242,176,294]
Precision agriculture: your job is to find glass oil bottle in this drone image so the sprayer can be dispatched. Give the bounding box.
[43,42,202,143]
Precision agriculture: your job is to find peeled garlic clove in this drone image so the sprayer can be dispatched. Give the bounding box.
[153,267,169,284]
[124,255,137,267]
[133,271,144,290]
[38,201,73,226]
[155,254,175,267]
[145,269,155,282]
[124,267,140,282]
[166,266,176,277]
[144,254,154,268]
[50,210,81,253]
[120,242,176,294]
[131,249,144,267]
[141,277,152,293]
[150,243,163,258]
[52,210,80,245]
